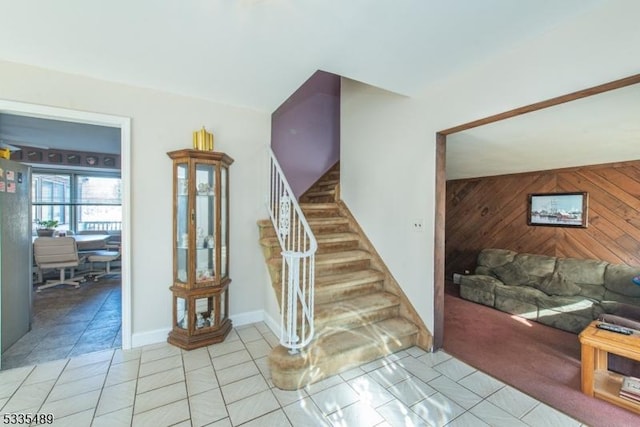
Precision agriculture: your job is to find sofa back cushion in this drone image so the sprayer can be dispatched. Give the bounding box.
[556,257,607,300]
[556,258,607,285]
[604,264,640,298]
[512,253,557,285]
[477,249,517,270]
[493,262,530,285]
[476,248,517,276]
[537,272,581,296]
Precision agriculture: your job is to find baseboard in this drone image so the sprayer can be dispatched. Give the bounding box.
[231,310,266,327]
[262,311,281,337]
[131,328,170,348]
[131,310,278,348]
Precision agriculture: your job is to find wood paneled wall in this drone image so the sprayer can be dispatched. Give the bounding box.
[446,160,640,278]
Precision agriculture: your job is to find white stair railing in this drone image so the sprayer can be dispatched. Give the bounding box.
[267,148,317,354]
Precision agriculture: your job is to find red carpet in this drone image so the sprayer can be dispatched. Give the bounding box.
[444,291,640,426]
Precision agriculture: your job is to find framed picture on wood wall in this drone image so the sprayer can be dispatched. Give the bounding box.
[527,192,588,228]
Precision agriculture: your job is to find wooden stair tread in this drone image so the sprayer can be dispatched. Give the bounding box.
[314,292,399,320]
[315,232,359,244]
[268,317,419,384]
[307,217,349,225]
[304,189,335,196]
[311,317,418,355]
[259,215,345,227]
[257,219,272,228]
[314,270,385,304]
[307,184,338,191]
[300,202,339,210]
[315,250,370,264]
[259,232,358,250]
[315,269,384,287]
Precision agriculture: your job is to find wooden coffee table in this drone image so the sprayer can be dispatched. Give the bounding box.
[579,320,640,414]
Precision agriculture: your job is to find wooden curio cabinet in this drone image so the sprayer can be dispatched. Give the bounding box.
[167,149,234,350]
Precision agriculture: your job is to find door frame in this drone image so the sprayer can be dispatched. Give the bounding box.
[0,99,133,349]
[432,73,640,349]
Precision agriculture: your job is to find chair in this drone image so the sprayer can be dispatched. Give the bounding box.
[33,237,84,291]
[86,249,121,281]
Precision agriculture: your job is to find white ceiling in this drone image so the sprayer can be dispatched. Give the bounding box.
[0,113,121,154]
[2,0,636,177]
[0,0,603,111]
[447,82,640,180]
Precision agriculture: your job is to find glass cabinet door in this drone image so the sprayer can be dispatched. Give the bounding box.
[176,297,187,329]
[175,162,189,284]
[221,166,228,278]
[195,162,216,284]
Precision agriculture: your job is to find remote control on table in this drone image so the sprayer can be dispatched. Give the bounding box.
[596,322,633,335]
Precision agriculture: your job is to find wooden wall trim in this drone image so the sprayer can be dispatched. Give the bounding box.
[447,159,640,184]
[433,133,446,349]
[439,73,640,135]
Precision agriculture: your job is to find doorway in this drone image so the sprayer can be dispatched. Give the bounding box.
[0,99,131,369]
[432,73,640,348]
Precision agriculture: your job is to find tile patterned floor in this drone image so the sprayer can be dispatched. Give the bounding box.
[1,279,122,370]
[0,322,584,427]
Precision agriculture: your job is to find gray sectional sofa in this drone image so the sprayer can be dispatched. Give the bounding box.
[459,248,640,334]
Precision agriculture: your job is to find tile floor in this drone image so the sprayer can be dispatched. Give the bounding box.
[1,278,122,370]
[0,322,584,427]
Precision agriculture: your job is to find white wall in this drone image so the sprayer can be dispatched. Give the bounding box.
[340,83,434,335]
[340,0,640,335]
[2,0,638,348]
[0,60,271,345]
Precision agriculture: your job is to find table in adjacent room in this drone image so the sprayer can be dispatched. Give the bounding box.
[579,320,640,414]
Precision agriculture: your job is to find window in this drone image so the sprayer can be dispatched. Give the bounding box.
[76,176,122,232]
[32,174,71,230]
[32,171,121,234]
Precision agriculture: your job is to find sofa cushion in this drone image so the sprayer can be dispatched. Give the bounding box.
[578,283,606,301]
[460,274,502,292]
[537,294,596,333]
[477,249,517,270]
[602,291,640,308]
[555,258,607,286]
[493,262,529,285]
[459,275,500,307]
[537,272,581,296]
[494,284,542,319]
[475,266,494,276]
[511,253,557,286]
[599,301,640,320]
[604,264,640,297]
[537,294,596,314]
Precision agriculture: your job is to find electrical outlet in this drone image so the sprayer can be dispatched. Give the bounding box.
[412,218,425,232]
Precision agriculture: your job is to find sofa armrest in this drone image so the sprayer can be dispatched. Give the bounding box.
[600,301,640,320]
[460,274,503,307]
[460,274,503,291]
[598,313,640,331]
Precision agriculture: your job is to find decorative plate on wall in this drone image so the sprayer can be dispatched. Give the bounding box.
[48,153,62,163]
[86,156,98,166]
[67,154,81,164]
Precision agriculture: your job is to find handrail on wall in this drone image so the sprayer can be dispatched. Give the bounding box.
[266,148,317,354]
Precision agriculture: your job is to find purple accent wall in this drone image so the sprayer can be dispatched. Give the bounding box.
[271,70,340,199]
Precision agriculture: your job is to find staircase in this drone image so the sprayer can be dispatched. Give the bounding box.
[258,164,430,390]
[299,162,340,203]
